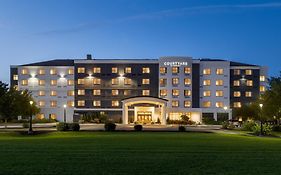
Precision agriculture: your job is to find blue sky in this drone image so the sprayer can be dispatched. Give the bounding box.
[0,0,281,83]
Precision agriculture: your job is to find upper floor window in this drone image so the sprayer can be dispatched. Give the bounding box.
[67,90,75,96]
[112,100,119,107]
[203,90,211,97]
[260,76,265,82]
[39,80,45,86]
[216,102,224,108]
[142,90,150,96]
[93,78,101,85]
[142,79,150,85]
[124,78,132,85]
[160,67,167,74]
[203,80,211,86]
[172,78,179,85]
[77,79,85,85]
[203,69,211,75]
[184,101,191,108]
[38,90,45,96]
[172,100,179,107]
[246,80,253,87]
[21,68,28,75]
[245,91,252,97]
[50,101,57,107]
[38,101,45,107]
[93,100,101,107]
[160,89,167,96]
[125,67,131,73]
[77,89,85,96]
[50,68,57,75]
[184,67,191,74]
[216,80,224,86]
[50,90,57,96]
[112,90,119,96]
[111,78,119,85]
[233,102,241,108]
[172,89,179,96]
[78,67,85,73]
[93,67,101,73]
[77,100,85,107]
[68,68,74,75]
[216,69,224,75]
[234,69,240,75]
[245,69,252,75]
[93,89,101,96]
[203,101,211,108]
[50,80,57,86]
[142,67,150,73]
[112,67,118,74]
[13,75,18,81]
[124,90,131,96]
[184,90,191,97]
[234,91,241,97]
[260,86,265,92]
[233,80,240,86]
[160,78,167,86]
[67,80,74,86]
[184,78,191,85]
[172,67,179,74]
[38,69,45,75]
[216,90,224,97]
[67,101,75,107]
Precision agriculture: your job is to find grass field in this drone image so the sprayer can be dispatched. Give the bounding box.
[0,131,280,175]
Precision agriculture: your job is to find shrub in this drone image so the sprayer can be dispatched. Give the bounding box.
[56,122,68,131]
[68,123,80,131]
[134,125,143,131]
[178,125,186,132]
[252,123,273,135]
[22,122,29,128]
[242,121,257,131]
[202,117,221,125]
[272,125,281,132]
[221,121,229,129]
[228,123,235,130]
[181,115,189,122]
[104,122,116,131]
[33,118,57,123]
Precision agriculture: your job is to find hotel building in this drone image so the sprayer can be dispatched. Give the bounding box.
[10,55,267,124]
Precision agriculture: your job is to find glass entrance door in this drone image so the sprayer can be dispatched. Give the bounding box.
[137,111,152,123]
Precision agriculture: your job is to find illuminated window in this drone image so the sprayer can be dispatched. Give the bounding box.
[246,80,253,86]
[78,79,85,85]
[50,80,57,86]
[172,67,179,74]
[184,90,191,97]
[216,69,224,75]
[93,100,101,107]
[142,67,150,73]
[172,89,179,96]
[233,80,240,86]
[13,75,18,80]
[245,91,252,97]
[78,89,85,96]
[160,67,167,74]
[93,89,101,96]
[124,90,130,96]
[77,100,85,107]
[67,80,74,86]
[203,101,211,108]
[184,101,191,108]
[203,69,211,75]
[67,90,75,96]
[50,101,57,107]
[245,69,252,75]
[68,68,74,75]
[260,86,265,92]
[78,67,85,73]
[184,78,191,85]
[112,100,119,107]
[50,90,57,96]
[216,90,224,97]
[111,78,119,85]
[233,102,241,108]
[50,69,57,75]
[260,76,265,82]
[21,80,28,86]
[49,114,57,119]
[160,78,167,86]
[112,90,119,96]
[160,89,167,96]
[142,90,150,96]
[234,69,240,75]
[216,102,224,108]
[93,78,101,85]
[172,100,179,107]
[39,80,45,86]
[21,68,28,75]
[125,67,131,73]
[203,80,211,86]
[142,79,150,85]
[38,69,45,75]
[93,67,101,73]
[67,101,74,107]
[112,67,118,73]
[234,91,241,97]
[38,100,45,107]
[203,91,211,97]
[184,67,191,74]
[38,90,45,96]
[36,114,45,119]
[216,80,223,86]
[124,78,132,85]
[172,78,179,85]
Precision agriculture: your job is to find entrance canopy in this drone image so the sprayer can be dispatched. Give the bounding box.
[122,96,168,106]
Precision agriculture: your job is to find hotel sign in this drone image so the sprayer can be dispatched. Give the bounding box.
[164,62,188,67]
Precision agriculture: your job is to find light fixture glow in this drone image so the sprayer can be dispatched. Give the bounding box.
[29,101,34,105]
[63,104,67,108]
[259,103,263,108]
[223,106,228,110]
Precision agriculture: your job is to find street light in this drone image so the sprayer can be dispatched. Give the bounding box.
[259,103,263,135]
[28,101,34,134]
[63,104,67,123]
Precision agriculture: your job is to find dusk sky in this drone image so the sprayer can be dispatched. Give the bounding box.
[0,0,281,83]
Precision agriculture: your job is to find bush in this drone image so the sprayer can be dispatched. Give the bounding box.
[228,123,235,130]
[134,125,143,131]
[33,118,57,123]
[242,121,257,131]
[22,122,29,128]
[202,117,221,125]
[272,125,281,132]
[221,121,229,129]
[56,122,68,131]
[178,126,186,132]
[104,122,116,131]
[252,123,273,136]
[68,123,80,131]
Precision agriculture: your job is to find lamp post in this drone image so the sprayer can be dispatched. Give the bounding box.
[259,103,263,135]
[28,101,34,134]
[63,104,67,123]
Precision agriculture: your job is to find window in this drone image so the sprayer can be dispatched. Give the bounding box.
[233,80,240,86]
[142,90,150,96]
[93,78,101,85]
[67,80,74,86]
[172,78,179,85]
[203,80,211,86]
[93,67,101,73]
[38,69,45,75]
[112,100,119,107]
[245,91,252,97]
[50,101,57,107]
[160,78,167,86]
[216,90,224,97]
[50,68,57,75]
[203,101,211,108]
[112,67,118,73]
[172,67,179,74]
[234,69,240,75]
[93,90,101,96]
[78,67,85,73]
[78,79,85,85]
[49,114,57,119]
[160,89,167,96]
[260,86,265,92]
[78,89,85,96]
[184,90,191,97]
[216,80,223,86]
[36,114,45,119]
[172,100,179,107]
[38,101,45,107]
[184,67,191,74]
[216,69,224,75]
[160,67,167,74]
[142,67,150,73]
[67,101,75,107]
[233,102,241,108]
[125,67,131,73]
[245,69,252,75]
[67,90,75,96]
[216,102,224,108]
[50,80,57,86]
[13,75,18,80]
[124,78,132,85]
[39,80,45,86]
[246,80,253,87]
[21,80,28,86]
[38,90,45,96]
[93,100,101,107]
[111,78,119,85]
[172,89,179,96]
[260,76,265,82]
[68,68,74,75]
[234,91,241,97]
[77,100,85,107]
[142,79,150,85]
[21,68,28,75]
[203,91,211,97]
[203,69,211,75]
[124,90,130,96]
[112,90,119,96]
[184,101,191,108]
[184,78,191,85]
[50,90,57,96]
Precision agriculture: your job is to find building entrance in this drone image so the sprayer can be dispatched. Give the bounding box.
[137,111,152,123]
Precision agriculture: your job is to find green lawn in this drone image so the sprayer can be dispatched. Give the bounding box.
[0,132,280,175]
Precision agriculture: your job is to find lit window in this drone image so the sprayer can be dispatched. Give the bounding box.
[233,80,240,86]
[67,90,75,96]
[36,114,45,119]
[142,90,150,96]
[50,69,57,75]
[184,90,191,97]
[172,100,179,107]
[216,69,224,75]
[50,90,57,96]
[216,90,224,97]
[233,102,241,108]
[245,91,252,97]
[38,101,45,107]
[172,78,179,85]
[78,67,85,73]
[203,80,211,86]
[184,101,191,108]
[260,76,265,82]
[234,69,240,75]
[184,67,191,74]
[21,80,28,86]
[112,90,119,96]
[184,78,191,85]
[38,90,45,96]
[49,114,57,119]
[50,101,57,107]
[13,75,18,80]
[67,80,74,86]
[125,67,131,73]
[93,78,101,85]
[172,67,179,74]
[216,80,223,86]
[160,89,167,96]
[68,68,74,75]
[93,90,101,96]
[38,69,45,75]
[77,100,85,107]
[234,91,241,97]
[39,80,45,86]
[93,67,101,73]
[78,79,85,85]
[203,101,211,108]
[142,79,150,85]
[93,100,101,107]
[21,68,28,75]
[112,67,118,73]
[160,67,167,74]
[160,78,167,86]
[111,78,119,85]
[67,101,74,107]
[142,67,150,73]
[50,80,57,86]
[124,78,132,85]
[78,89,85,96]
[112,101,119,107]
[216,102,224,108]
[203,91,211,97]
[245,69,252,75]
[203,69,211,75]
[246,80,253,86]
[172,89,179,96]
[260,86,265,92]
[124,90,130,96]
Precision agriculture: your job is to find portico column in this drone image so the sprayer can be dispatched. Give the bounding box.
[122,103,129,124]
[161,103,166,125]
[229,109,232,120]
[214,112,218,121]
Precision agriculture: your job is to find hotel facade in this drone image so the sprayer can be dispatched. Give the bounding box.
[10,55,267,124]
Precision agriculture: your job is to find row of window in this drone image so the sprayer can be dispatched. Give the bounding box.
[77,78,150,85]
[77,67,150,74]
[21,79,75,86]
[38,100,74,107]
[77,89,150,96]
[169,101,226,108]
[160,67,191,74]
[21,68,74,75]
[160,89,191,97]
[77,100,120,107]
[233,91,252,97]
[160,78,192,86]
[233,69,252,76]
[36,113,57,120]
